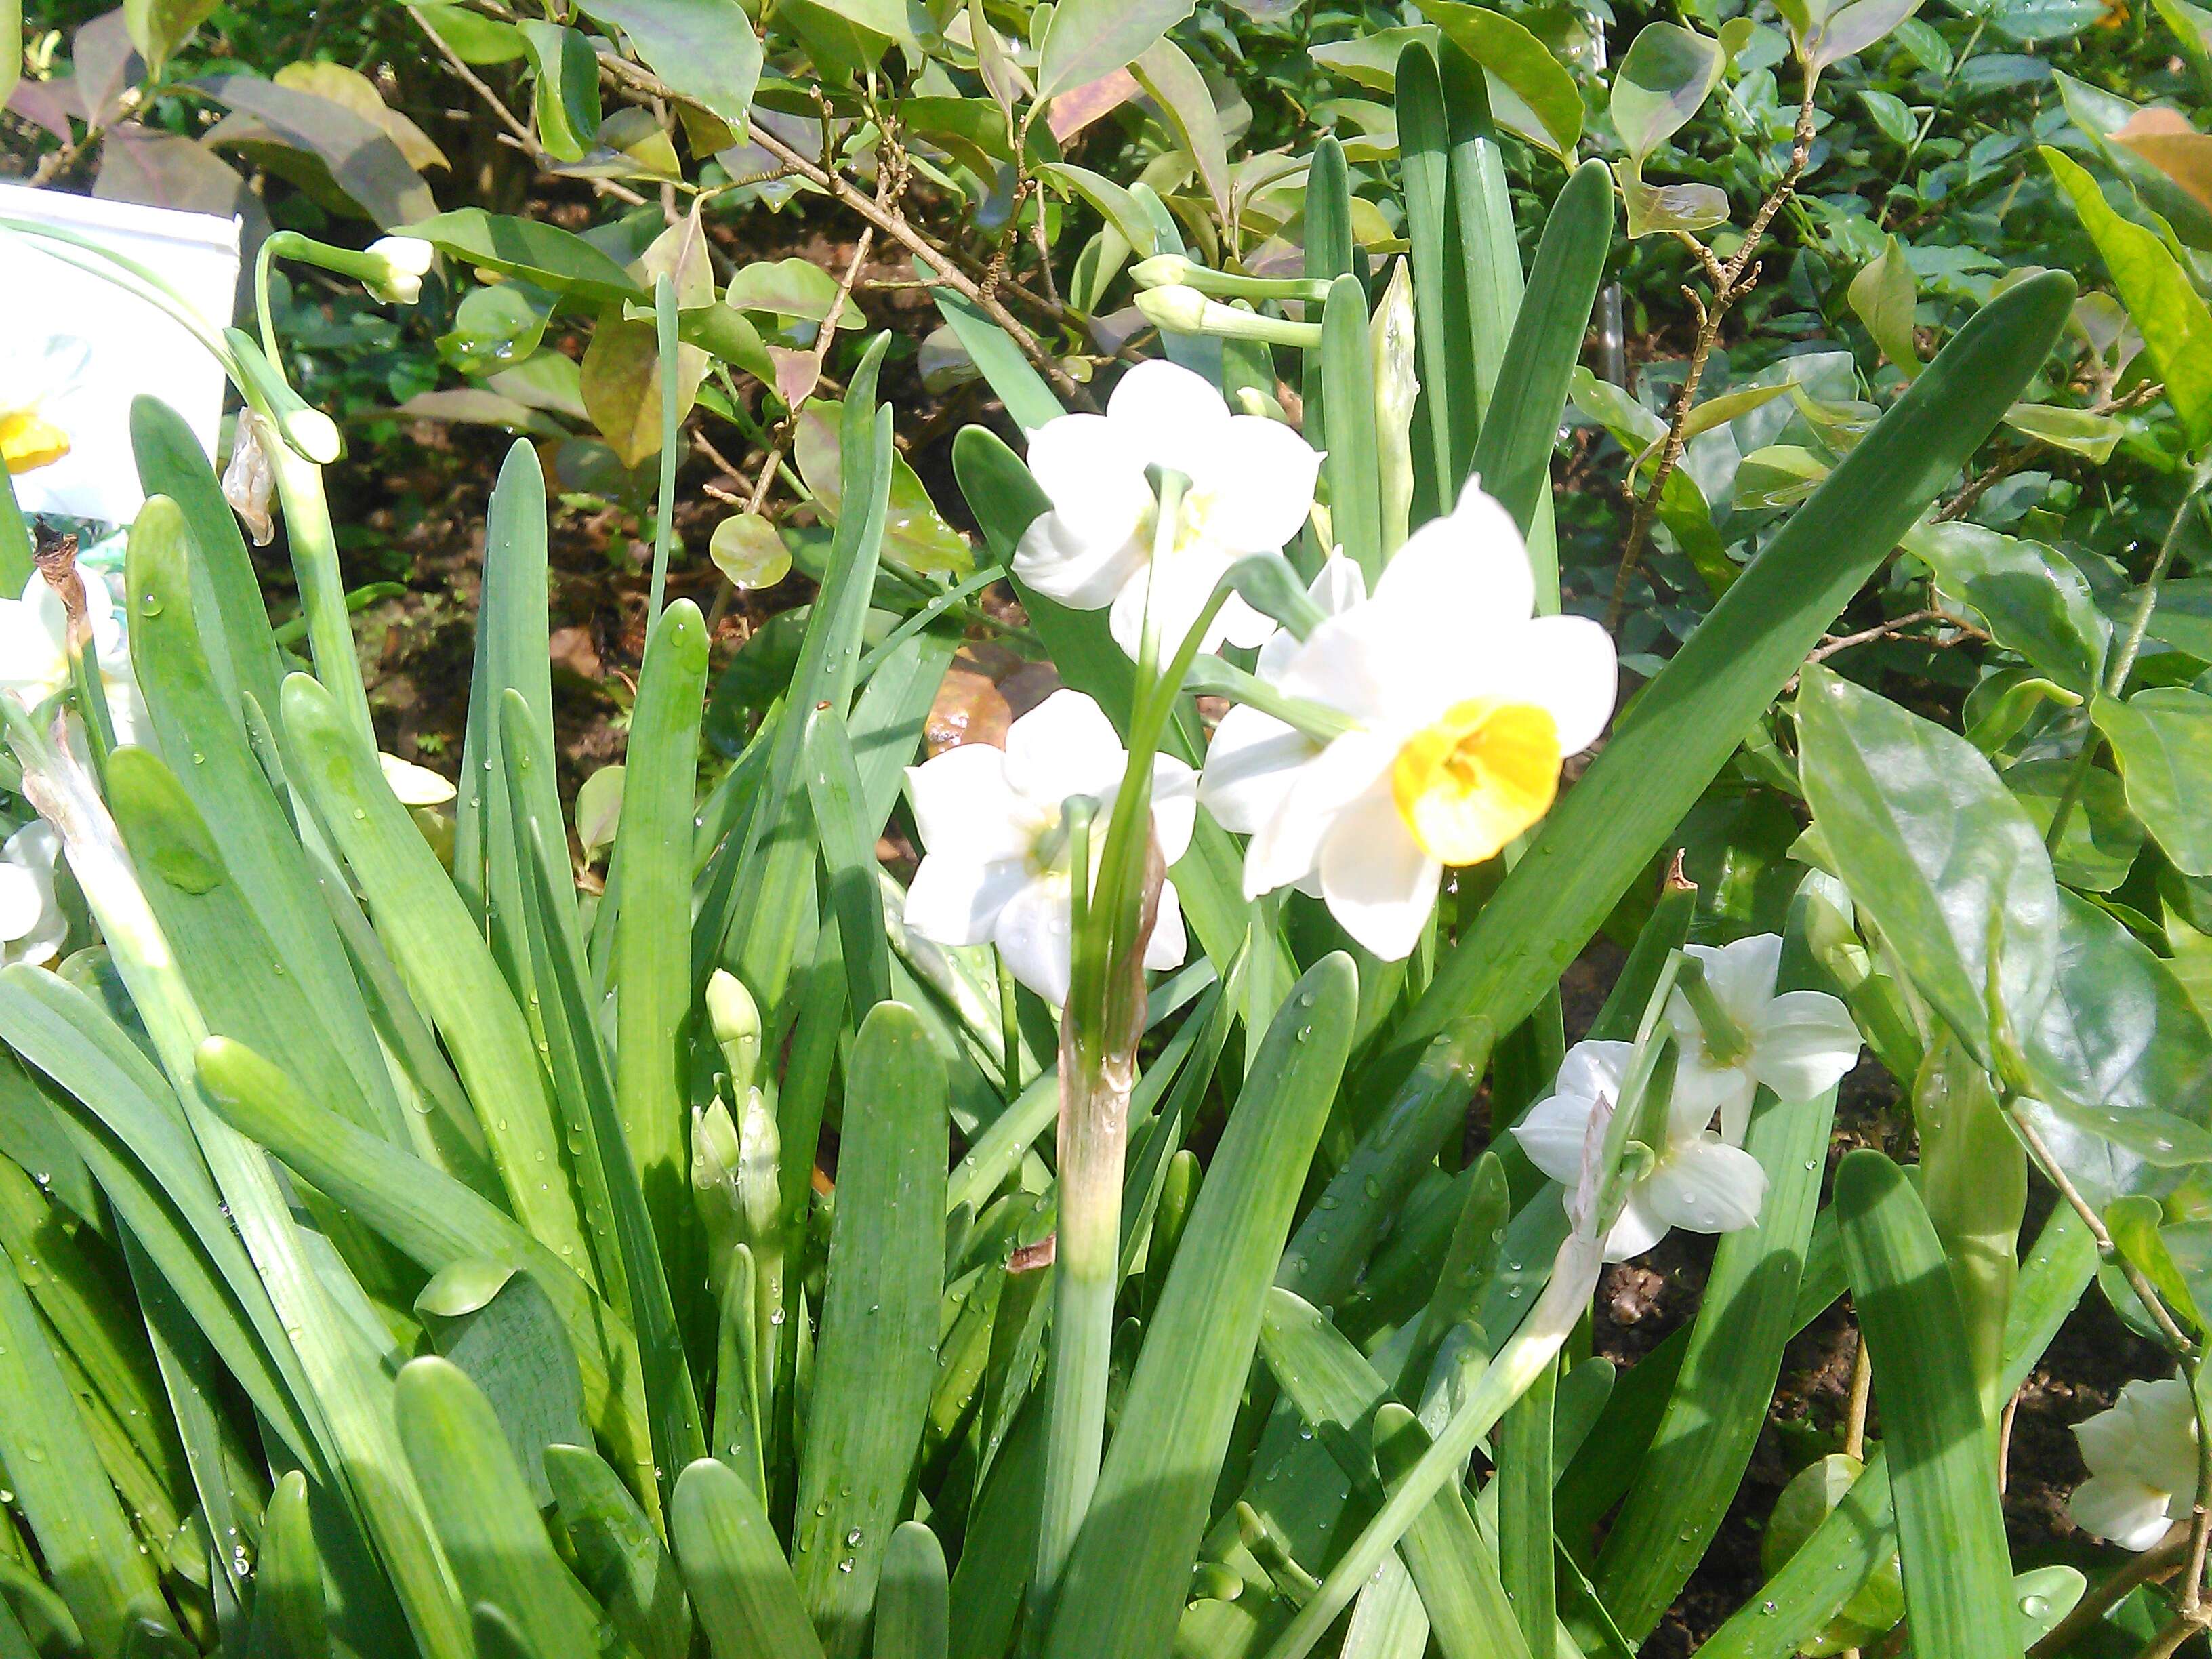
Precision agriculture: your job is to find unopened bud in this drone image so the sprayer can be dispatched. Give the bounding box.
[1136,286,1323,347]
[1130,253,1197,289]
[363,236,434,306]
[706,969,762,1095]
[1370,259,1419,553]
[1134,283,1212,333]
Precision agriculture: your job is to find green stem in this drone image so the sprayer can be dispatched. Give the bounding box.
[1182,655,1355,743]
[997,945,1026,1101]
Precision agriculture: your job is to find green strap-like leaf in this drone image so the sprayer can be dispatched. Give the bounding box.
[1320,272,1386,586]
[1465,158,1612,555]
[253,1472,334,1659]
[794,1002,950,1658]
[674,1456,827,1659]
[614,598,711,1282]
[396,1356,608,1659]
[546,1443,693,1659]
[193,1034,661,1511]
[874,1522,951,1659]
[1258,1288,1533,1659]
[282,670,595,1276]
[1833,1150,2022,1659]
[0,1229,176,1658]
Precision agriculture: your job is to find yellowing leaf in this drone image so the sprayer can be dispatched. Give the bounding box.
[709,512,794,590]
[273,60,450,171]
[580,316,705,467]
[2112,107,2212,216]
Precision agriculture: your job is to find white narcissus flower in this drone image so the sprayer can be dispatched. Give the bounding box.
[1665,933,1863,1144]
[1199,478,1618,961]
[0,820,66,968]
[1512,1040,1769,1263]
[902,689,1193,1006]
[2070,1377,2199,1551]
[1013,359,1322,661]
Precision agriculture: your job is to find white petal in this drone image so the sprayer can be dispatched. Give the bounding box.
[905,743,1036,862]
[7,905,64,966]
[0,863,47,943]
[1310,551,1368,617]
[1555,1040,1635,1105]
[1242,729,1393,898]
[2069,1474,2179,1551]
[903,855,1029,949]
[1002,689,1128,811]
[2075,1406,2133,1481]
[1749,990,1863,1102]
[1470,615,1620,758]
[0,594,66,698]
[1315,776,1441,962]
[1025,412,1153,530]
[1214,590,1280,653]
[1105,358,1232,472]
[1276,603,1413,726]
[1107,540,1234,661]
[1013,511,1149,611]
[1200,705,1314,836]
[1143,877,1187,972]
[1668,1046,1758,1146]
[380,752,457,806]
[1254,556,1366,680]
[1640,1138,1767,1235]
[1373,479,1536,625]
[1602,1192,1671,1263]
[1149,754,1197,865]
[2116,1378,2202,1495]
[994,877,1074,1006]
[1191,415,1323,552]
[1690,935,1785,1031]
[1512,1088,1603,1187]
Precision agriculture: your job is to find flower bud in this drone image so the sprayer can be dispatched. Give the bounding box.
[1370,259,1420,553]
[705,968,762,1096]
[1130,253,1196,289]
[1134,283,1213,333]
[1136,286,1323,347]
[364,235,435,306]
